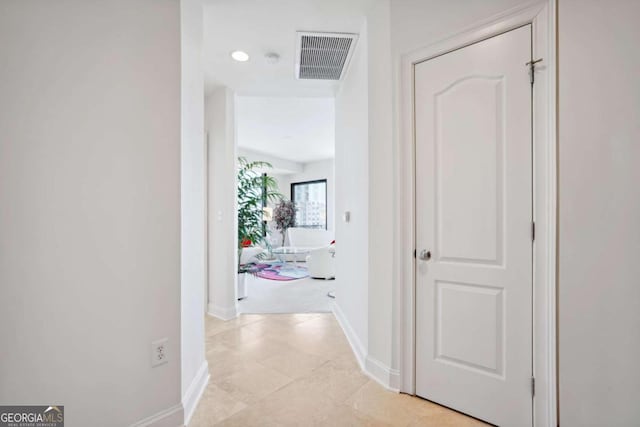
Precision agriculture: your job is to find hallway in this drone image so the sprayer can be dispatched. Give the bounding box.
[189,313,487,426]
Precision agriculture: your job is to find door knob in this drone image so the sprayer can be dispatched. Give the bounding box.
[419,250,431,261]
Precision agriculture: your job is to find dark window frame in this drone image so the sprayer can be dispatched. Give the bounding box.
[290,179,328,230]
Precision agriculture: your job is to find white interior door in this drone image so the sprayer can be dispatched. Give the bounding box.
[415,25,533,426]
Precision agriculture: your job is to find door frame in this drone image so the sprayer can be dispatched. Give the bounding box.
[396,2,557,426]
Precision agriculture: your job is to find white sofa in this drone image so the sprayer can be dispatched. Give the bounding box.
[287,227,334,250]
[306,245,336,279]
[285,227,334,261]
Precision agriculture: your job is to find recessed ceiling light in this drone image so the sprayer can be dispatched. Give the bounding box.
[231,51,249,62]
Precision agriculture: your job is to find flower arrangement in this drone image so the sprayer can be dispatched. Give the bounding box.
[273,199,297,246]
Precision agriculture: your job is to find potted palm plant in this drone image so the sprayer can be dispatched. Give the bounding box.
[237,157,282,297]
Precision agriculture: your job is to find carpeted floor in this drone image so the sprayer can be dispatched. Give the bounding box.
[238,273,335,314]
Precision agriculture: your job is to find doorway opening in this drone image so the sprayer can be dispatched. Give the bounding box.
[203,3,350,317]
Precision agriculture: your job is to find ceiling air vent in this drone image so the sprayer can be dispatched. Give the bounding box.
[295,32,359,81]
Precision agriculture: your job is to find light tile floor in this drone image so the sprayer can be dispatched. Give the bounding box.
[189,313,488,427]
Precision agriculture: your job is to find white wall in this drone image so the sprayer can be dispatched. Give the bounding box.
[0,1,183,426]
[270,173,290,196]
[365,0,395,383]
[237,147,304,175]
[206,88,238,320]
[390,0,530,54]
[333,0,395,386]
[334,15,370,360]
[558,1,640,425]
[180,0,209,423]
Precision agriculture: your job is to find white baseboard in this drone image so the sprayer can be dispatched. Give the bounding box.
[332,301,400,392]
[207,302,237,320]
[365,355,400,392]
[130,404,184,427]
[332,301,366,370]
[182,361,210,426]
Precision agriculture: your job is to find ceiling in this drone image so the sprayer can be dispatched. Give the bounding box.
[236,96,335,163]
[203,0,370,97]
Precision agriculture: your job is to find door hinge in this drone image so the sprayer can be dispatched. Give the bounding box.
[531,222,536,241]
[531,377,536,397]
[526,58,543,85]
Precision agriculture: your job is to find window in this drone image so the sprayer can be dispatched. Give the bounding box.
[291,180,327,229]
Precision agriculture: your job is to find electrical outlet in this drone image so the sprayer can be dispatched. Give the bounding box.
[151,338,168,367]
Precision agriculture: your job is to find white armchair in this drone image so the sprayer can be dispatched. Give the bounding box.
[286,227,334,262]
[306,245,335,279]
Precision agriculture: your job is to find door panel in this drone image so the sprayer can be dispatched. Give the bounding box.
[415,25,533,427]
[436,281,504,376]
[435,76,505,265]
